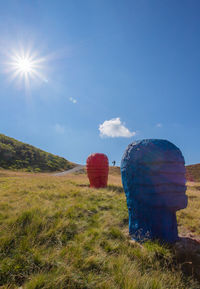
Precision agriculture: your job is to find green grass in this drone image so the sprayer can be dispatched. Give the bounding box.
[0,133,74,172]
[0,170,199,288]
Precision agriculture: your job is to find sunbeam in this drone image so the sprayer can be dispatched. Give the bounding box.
[5,47,47,90]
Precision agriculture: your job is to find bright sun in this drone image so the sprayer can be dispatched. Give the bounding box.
[16,57,34,73]
[6,47,47,89]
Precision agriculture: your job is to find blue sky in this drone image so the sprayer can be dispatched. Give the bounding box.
[0,0,199,165]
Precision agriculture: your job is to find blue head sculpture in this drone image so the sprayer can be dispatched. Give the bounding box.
[121,139,187,243]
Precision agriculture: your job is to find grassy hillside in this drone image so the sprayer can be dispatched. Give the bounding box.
[0,134,74,172]
[0,170,199,288]
[186,163,200,182]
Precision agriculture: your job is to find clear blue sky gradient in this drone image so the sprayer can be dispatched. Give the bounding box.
[0,0,199,165]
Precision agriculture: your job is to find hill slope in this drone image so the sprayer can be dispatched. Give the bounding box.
[0,134,74,172]
[186,163,200,182]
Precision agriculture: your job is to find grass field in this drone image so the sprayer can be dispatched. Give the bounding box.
[0,168,200,288]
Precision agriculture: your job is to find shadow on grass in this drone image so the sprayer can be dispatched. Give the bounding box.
[75,184,89,188]
[107,185,124,193]
[174,237,200,282]
[189,195,198,200]
[75,184,124,193]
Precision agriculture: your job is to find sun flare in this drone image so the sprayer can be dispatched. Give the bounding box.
[6,47,47,89]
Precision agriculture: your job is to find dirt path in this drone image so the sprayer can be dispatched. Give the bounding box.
[53,165,85,176]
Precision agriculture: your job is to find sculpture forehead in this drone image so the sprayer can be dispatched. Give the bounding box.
[87,153,108,163]
[121,139,185,166]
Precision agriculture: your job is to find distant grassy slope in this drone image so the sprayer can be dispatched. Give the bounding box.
[0,134,75,172]
[186,163,200,182]
[109,166,121,175]
[0,169,199,288]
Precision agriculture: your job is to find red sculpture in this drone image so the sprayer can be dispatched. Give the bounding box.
[86,153,109,188]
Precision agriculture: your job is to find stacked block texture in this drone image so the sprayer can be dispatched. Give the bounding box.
[86,153,109,188]
[121,139,188,243]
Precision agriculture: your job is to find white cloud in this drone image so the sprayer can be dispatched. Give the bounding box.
[54,124,65,134]
[156,123,163,128]
[69,97,77,104]
[99,117,136,138]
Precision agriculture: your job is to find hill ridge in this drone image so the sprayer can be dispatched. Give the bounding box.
[186,163,200,182]
[0,133,74,172]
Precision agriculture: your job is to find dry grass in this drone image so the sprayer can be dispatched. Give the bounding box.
[0,169,199,288]
[177,181,200,237]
